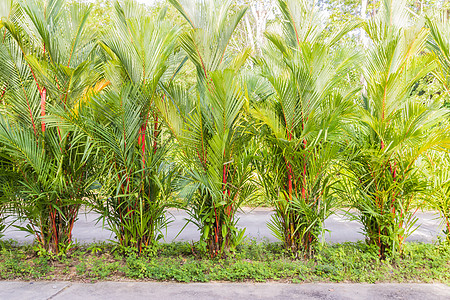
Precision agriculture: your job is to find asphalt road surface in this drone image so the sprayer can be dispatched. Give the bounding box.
[1,210,448,300]
[2,208,444,244]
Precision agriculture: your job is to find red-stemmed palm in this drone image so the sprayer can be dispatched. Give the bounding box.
[341,0,449,258]
[51,0,180,253]
[0,0,103,254]
[157,0,254,257]
[251,0,358,257]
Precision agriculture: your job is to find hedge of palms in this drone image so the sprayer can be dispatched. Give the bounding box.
[0,0,449,259]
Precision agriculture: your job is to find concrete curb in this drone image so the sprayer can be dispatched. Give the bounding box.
[1,281,449,300]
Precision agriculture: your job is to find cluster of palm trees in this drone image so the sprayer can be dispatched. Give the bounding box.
[0,0,449,259]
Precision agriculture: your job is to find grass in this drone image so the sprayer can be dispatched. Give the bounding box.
[0,239,449,283]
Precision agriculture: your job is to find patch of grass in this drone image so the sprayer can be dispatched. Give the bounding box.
[0,240,449,283]
[0,247,53,279]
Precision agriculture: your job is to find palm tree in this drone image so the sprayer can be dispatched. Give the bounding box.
[424,12,450,242]
[0,0,102,254]
[0,0,14,240]
[53,85,175,253]
[52,0,180,253]
[250,0,358,257]
[341,0,449,258]
[427,6,450,100]
[157,0,254,257]
[0,149,16,239]
[423,151,450,241]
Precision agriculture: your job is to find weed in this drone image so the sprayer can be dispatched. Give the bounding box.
[0,241,448,283]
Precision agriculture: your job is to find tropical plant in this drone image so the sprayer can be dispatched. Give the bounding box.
[157,0,254,257]
[0,0,102,254]
[0,1,13,240]
[53,86,175,254]
[424,12,450,241]
[250,0,358,257]
[0,147,19,241]
[340,0,449,258]
[426,12,449,94]
[422,151,450,241]
[50,0,180,254]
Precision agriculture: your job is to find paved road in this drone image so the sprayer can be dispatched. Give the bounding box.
[0,281,449,300]
[1,208,445,244]
[0,210,448,300]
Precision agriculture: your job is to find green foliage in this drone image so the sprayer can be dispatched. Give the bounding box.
[75,257,121,280]
[49,0,181,254]
[54,85,175,254]
[251,0,358,257]
[0,0,101,254]
[424,152,450,241]
[0,0,450,264]
[0,149,17,239]
[158,0,254,258]
[2,240,450,283]
[0,246,52,279]
[340,0,450,259]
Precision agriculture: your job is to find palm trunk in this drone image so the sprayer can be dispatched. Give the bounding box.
[40,88,46,133]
